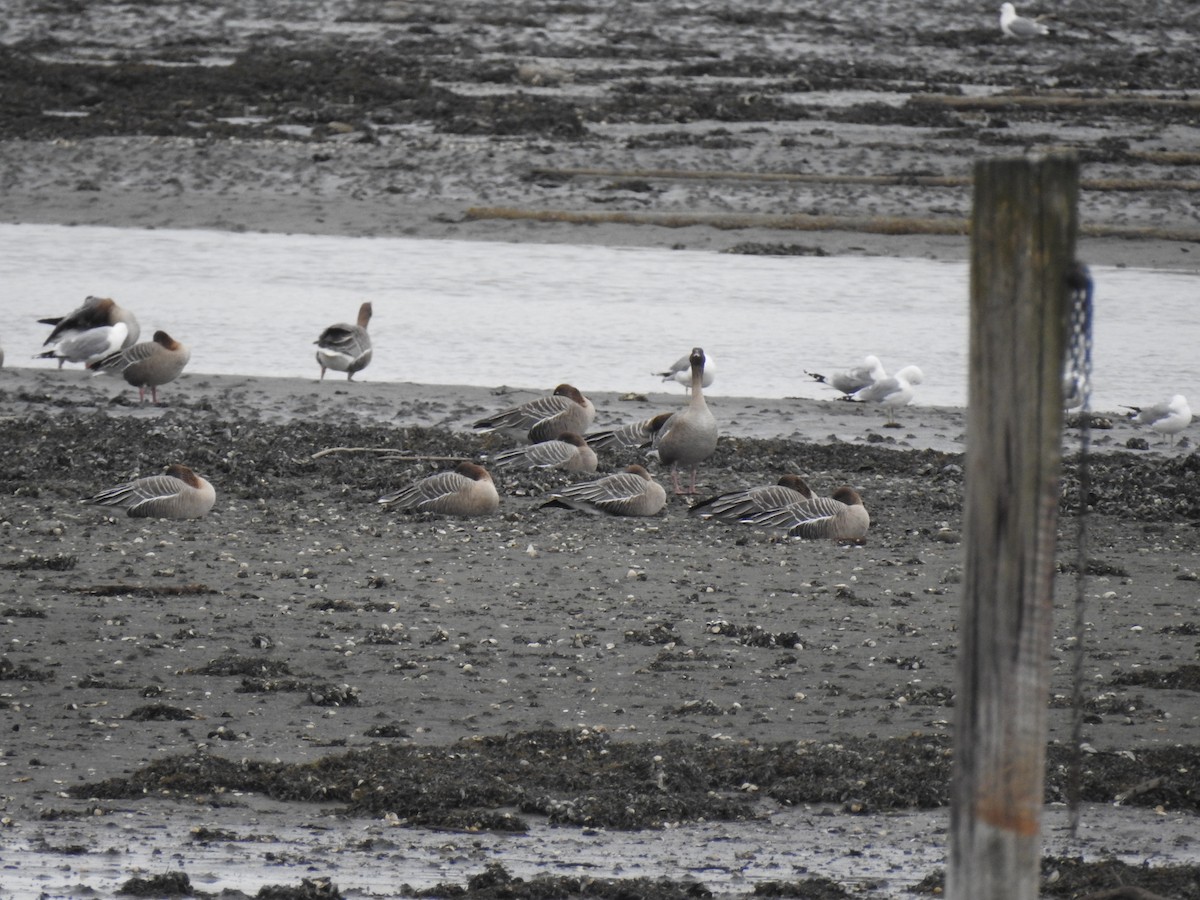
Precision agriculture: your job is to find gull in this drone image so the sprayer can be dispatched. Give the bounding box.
[378,462,500,516]
[1000,3,1049,38]
[36,296,141,368]
[1123,395,1192,446]
[488,432,598,474]
[473,384,596,444]
[850,365,924,426]
[656,352,715,391]
[540,464,666,517]
[85,464,215,519]
[689,475,814,523]
[740,485,871,542]
[88,330,191,404]
[806,355,886,397]
[316,302,373,381]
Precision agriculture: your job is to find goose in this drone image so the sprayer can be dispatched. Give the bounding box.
[540,464,666,517]
[88,330,190,403]
[37,296,141,368]
[649,347,718,494]
[585,412,673,452]
[316,301,373,381]
[378,462,499,516]
[474,384,595,443]
[489,432,598,474]
[741,485,871,542]
[85,464,215,519]
[689,474,813,522]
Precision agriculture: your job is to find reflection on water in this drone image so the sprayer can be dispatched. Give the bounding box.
[2,223,1196,412]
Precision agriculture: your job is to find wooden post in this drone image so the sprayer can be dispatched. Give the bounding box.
[949,154,1078,899]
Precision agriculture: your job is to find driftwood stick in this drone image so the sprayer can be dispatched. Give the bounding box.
[311,447,469,462]
[531,166,1200,193]
[64,584,215,596]
[911,92,1200,111]
[465,207,1200,244]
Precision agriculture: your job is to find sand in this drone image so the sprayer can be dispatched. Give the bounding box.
[3,0,1200,896]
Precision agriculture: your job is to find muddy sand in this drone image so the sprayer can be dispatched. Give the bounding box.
[3,0,1200,897]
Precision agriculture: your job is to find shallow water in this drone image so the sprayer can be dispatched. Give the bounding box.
[3,223,1197,412]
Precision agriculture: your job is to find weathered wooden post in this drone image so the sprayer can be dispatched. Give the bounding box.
[949,154,1078,899]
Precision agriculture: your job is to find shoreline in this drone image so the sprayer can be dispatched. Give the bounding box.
[2,364,1190,459]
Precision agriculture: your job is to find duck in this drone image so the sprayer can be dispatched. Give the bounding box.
[37,296,141,368]
[649,347,718,494]
[740,485,871,542]
[316,301,373,381]
[85,464,215,519]
[473,384,596,443]
[1124,394,1192,446]
[656,352,715,391]
[850,364,923,426]
[378,461,499,516]
[540,464,666,517]
[489,432,598,474]
[805,355,886,397]
[88,330,190,403]
[689,474,813,522]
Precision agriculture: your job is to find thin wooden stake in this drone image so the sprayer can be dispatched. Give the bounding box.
[949,153,1078,899]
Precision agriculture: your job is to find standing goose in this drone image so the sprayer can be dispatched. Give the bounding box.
[741,485,870,542]
[88,330,190,403]
[689,474,813,522]
[489,432,598,474]
[316,302,373,381]
[37,296,141,368]
[378,462,500,516]
[540,464,666,517]
[473,384,595,444]
[85,464,215,519]
[649,347,718,494]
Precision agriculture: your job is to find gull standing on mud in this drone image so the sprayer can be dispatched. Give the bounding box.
[473,384,596,444]
[805,355,886,397]
[36,295,141,368]
[689,474,813,523]
[851,364,923,426]
[378,462,500,516]
[1124,394,1192,446]
[738,485,871,542]
[649,347,718,494]
[315,301,373,381]
[488,432,598,474]
[88,330,191,403]
[540,464,667,516]
[999,3,1049,38]
[85,464,216,519]
[656,352,715,391]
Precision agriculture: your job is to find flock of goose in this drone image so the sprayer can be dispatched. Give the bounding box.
[22,294,1189,538]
